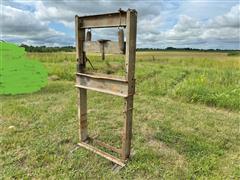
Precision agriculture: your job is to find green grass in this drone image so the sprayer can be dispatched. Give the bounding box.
[1,51,240,178]
[172,69,240,110]
[227,51,240,56]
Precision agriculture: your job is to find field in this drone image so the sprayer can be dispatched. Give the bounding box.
[1,51,240,179]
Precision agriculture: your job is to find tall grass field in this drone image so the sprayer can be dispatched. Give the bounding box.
[1,51,240,178]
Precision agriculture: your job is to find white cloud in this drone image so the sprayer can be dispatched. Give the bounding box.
[208,4,240,28]
[202,4,240,44]
[0,5,67,46]
[178,0,239,20]
[138,15,163,34]
[165,15,202,40]
[34,1,75,22]
[139,4,240,48]
[1,0,239,49]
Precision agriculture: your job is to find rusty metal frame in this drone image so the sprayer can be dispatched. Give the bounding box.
[75,9,137,167]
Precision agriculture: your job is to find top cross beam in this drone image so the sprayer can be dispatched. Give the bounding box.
[75,10,129,29]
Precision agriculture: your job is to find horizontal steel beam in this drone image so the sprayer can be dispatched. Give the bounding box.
[76,73,128,97]
[77,11,127,28]
[84,41,125,54]
[88,137,122,154]
[78,142,125,167]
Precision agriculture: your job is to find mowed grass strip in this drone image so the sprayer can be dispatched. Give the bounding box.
[1,51,239,178]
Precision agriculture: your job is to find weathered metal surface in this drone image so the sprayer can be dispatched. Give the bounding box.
[84,41,124,54]
[118,29,125,52]
[78,11,127,29]
[75,16,88,142]
[76,73,128,97]
[86,30,92,41]
[75,9,137,166]
[122,9,137,160]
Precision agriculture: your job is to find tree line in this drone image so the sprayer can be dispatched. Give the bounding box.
[20,44,239,53]
[137,47,240,52]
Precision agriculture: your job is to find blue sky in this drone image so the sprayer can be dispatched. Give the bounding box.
[1,0,240,49]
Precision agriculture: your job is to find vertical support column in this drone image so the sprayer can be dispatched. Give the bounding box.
[122,10,137,160]
[75,16,88,142]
